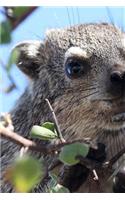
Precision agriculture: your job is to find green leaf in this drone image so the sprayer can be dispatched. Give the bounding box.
[13,7,30,18]
[42,122,55,132]
[30,125,58,140]
[0,20,12,44]
[4,155,45,192]
[50,184,69,193]
[6,49,20,73]
[45,173,70,193]
[59,142,89,166]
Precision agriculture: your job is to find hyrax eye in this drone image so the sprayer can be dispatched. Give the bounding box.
[65,58,89,79]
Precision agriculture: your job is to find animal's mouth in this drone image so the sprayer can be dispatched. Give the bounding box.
[99,99,125,124]
[109,102,125,124]
[111,112,125,123]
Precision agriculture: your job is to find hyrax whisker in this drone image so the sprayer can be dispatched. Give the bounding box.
[76,7,80,24]
[79,91,99,99]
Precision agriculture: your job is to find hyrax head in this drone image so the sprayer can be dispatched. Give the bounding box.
[14,23,125,141]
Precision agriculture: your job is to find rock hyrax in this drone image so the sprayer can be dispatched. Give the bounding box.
[1,23,125,192]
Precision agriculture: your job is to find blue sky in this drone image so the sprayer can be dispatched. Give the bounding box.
[0,6,125,112]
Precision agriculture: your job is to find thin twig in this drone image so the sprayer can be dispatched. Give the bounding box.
[45,98,65,143]
[48,160,62,171]
[76,155,101,170]
[93,169,99,180]
[19,146,29,157]
[104,147,125,168]
[92,170,103,192]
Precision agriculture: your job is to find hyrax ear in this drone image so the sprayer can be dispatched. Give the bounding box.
[13,41,44,79]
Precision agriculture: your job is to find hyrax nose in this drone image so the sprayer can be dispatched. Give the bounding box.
[110,70,125,85]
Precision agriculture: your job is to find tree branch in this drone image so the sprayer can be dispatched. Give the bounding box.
[1,111,124,171]
[4,7,38,31]
[0,124,90,155]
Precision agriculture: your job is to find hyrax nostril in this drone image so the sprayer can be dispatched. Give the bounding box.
[110,71,123,84]
[122,72,125,82]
